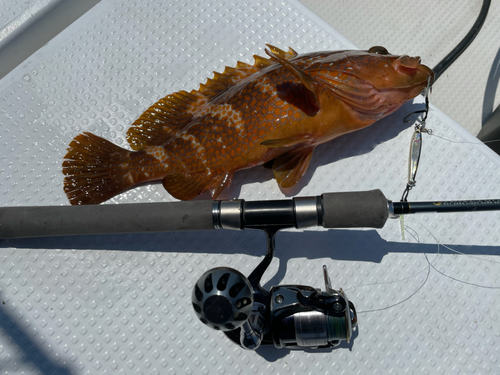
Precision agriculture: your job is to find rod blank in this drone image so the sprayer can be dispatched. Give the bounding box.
[391,199,500,215]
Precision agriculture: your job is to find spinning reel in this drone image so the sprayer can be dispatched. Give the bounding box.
[192,229,357,350]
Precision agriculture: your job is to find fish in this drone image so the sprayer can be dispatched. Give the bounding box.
[63,45,433,205]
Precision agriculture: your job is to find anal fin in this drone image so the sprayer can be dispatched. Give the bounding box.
[272,147,315,188]
[208,173,233,199]
[162,171,232,200]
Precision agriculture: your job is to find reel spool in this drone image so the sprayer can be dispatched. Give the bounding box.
[192,267,253,331]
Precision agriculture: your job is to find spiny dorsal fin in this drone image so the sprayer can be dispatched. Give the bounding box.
[253,45,297,68]
[126,45,299,150]
[266,44,298,60]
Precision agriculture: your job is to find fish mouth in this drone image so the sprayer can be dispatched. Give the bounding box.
[409,64,434,98]
[414,63,434,89]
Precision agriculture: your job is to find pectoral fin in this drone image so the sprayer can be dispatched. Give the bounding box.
[272,146,315,188]
[265,46,320,106]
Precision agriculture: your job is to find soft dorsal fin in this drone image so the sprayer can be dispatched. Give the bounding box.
[127,91,197,150]
[127,45,299,151]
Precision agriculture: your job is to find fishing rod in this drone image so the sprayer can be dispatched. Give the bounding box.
[1,189,499,238]
[2,189,499,350]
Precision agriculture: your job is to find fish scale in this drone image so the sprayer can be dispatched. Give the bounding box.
[62,45,433,204]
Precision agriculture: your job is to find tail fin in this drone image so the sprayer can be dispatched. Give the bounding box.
[63,132,135,205]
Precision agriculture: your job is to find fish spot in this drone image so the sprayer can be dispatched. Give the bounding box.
[199,104,245,137]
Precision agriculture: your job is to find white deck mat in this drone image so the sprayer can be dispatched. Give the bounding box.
[1,0,500,373]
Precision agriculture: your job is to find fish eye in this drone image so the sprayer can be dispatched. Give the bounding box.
[369,46,389,55]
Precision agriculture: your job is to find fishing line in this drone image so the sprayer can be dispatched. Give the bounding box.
[354,265,430,315]
[435,242,500,265]
[406,219,500,291]
[411,217,500,289]
[344,223,438,314]
[402,110,500,163]
[348,214,500,315]
[425,253,500,289]
[426,131,500,146]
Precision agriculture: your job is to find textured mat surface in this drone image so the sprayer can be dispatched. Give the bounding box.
[299,0,500,136]
[1,0,500,374]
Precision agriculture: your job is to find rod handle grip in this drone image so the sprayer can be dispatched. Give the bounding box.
[322,190,389,229]
[0,201,215,239]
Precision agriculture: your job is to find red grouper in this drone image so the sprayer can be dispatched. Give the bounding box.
[63,45,433,204]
